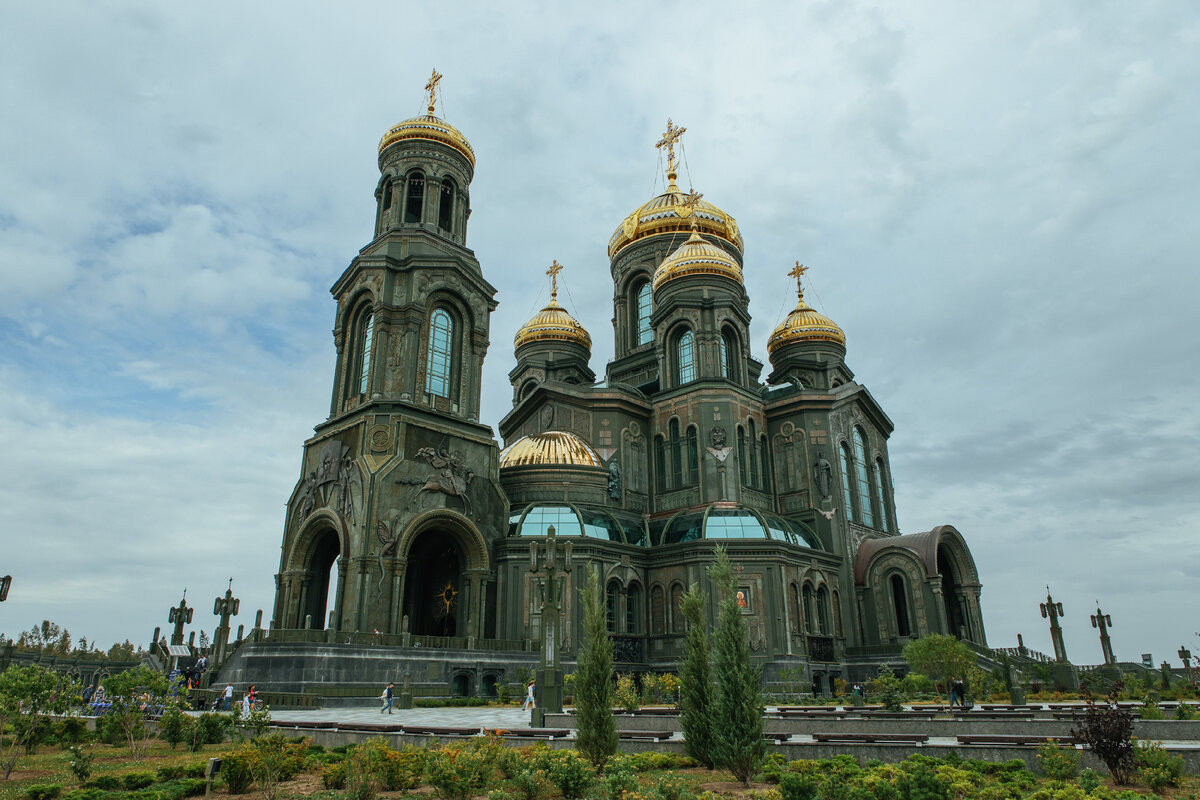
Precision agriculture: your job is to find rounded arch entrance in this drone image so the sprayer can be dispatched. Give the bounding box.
[932,526,982,643]
[397,509,489,638]
[285,511,349,630]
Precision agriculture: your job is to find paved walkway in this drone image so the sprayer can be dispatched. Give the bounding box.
[268,705,541,729]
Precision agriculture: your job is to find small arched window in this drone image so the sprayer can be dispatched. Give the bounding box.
[686,426,699,485]
[635,282,653,346]
[737,426,748,486]
[606,580,620,633]
[748,420,760,488]
[654,435,667,493]
[873,460,890,532]
[404,172,425,224]
[437,178,454,232]
[891,574,911,637]
[670,584,685,633]
[426,308,453,398]
[853,428,875,527]
[382,180,394,211]
[840,444,855,521]
[355,310,374,396]
[677,330,696,384]
[669,419,682,488]
[626,584,642,633]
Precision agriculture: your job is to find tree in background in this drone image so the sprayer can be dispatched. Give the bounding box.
[103,666,169,759]
[708,545,765,786]
[678,581,716,768]
[0,663,77,779]
[573,564,617,767]
[902,633,976,699]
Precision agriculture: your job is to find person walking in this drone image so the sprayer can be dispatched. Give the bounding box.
[381,682,394,714]
[522,678,536,711]
[222,682,234,711]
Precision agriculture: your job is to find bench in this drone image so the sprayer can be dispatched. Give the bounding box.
[617,730,674,742]
[813,732,929,744]
[857,711,936,719]
[486,728,571,739]
[341,723,405,733]
[953,711,1034,720]
[763,732,792,743]
[403,725,482,737]
[279,720,337,729]
[957,735,1079,747]
[624,708,678,715]
[980,704,1043,711]
[776,710,846,718]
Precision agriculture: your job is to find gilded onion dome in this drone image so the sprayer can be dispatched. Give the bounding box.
[378,69,475,167]
[767,263,846,353]
[608,118,742,259]
[652,229,744,292]
[499,431,604,469]
[514,259,591,350]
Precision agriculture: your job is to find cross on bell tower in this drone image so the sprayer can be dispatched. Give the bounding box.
[657,118,687,189]
[789,261,809,300]
[424,68,442,115]
[546,259,563,301]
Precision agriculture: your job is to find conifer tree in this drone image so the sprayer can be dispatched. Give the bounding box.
[709,545,765,786]
[574,564,617,767]
[679,582,716,767]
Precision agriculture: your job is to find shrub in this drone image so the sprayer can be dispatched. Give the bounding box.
[60,789,103,800]
[1134,741,1184,793]
[778,772,818,800]
[895,763,949,800]
[1070,692,1136,785]
[87,776,119,790]
[58,719,90,746]
[1077,768,1102,794]
[122,771,156,790]
[221,751,255,794]
[321,762,347,790]
[1139,699,1164,720]
[546,751,594,800]
[654,775,696,800]
[426,745,496,800]
[24,785,62,800]
[1174,703,1197,720]
[867,669,905,712]
[513,768,553,800]
[160,707,189,749]
[1037,740,1080,781]
[66,745,93,784]
[615,674,639,713]
[196,713,229,745]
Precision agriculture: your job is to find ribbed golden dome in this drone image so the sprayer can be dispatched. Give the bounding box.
[609,186,742,260]
[378,113,475,166]
[767,295,846,353]
[499,432,604,469]
[652,230,744,291]
[514,297,592,350]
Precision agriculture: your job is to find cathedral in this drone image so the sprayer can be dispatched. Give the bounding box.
[258,74,987,695]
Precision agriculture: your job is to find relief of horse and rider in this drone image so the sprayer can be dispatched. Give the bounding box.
[396,444,475,519]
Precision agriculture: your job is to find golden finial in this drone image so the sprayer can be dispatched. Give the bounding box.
[681,189,703,232]
[788,261,809,300]
[425,68,443,115]
[656,118,687,190]
[546,259,563,301]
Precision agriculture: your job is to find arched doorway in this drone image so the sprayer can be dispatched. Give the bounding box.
[937,545,967,639]
[303,529,340,630]
[403,529,464,636]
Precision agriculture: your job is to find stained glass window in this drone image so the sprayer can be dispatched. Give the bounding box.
[357,311,373,395]
[872,460,889,532]
[669,419,682,488]
[426,308,453,398]
[840,444,855,521]
[636,283,653,345]
[718,335,728,377]
[853,428,875,527]
[677,330,696,384]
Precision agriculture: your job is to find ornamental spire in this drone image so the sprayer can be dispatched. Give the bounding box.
[656,118,687,191]
[424,68,443,115]
[681,190,703,233]
[788,261,809,301]
[546,259,563,301]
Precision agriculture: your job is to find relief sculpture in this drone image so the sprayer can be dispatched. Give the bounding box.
[396,444,475,518]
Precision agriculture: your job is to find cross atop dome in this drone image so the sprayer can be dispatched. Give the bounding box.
[546,259,563,300]
[657,118,687,189]
[788,261,809,300]
[681,190,703,231]
[425,68,443,115]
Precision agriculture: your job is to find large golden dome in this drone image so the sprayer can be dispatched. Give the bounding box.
[609,185,742,260]
[767,264,845,353]
[499,432,604,469]
[378,71,474,166]
[514,297,591,350]
[652,229,744,292]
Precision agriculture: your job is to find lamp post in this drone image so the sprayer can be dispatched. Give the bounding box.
[529,524,571,726]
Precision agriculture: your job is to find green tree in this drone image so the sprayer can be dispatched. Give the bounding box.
[102,666,169,759]
[573,564,617,767]
[901,633,976,699]
[0,663,77,779]
[708,545,765,786]
[678,582,716,768]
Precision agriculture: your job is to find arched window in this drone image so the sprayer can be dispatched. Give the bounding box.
[840,444,855,521]
[832,590,842,637]
[382,180,393,211]
[891,574,911,637]
[759,436,770,493]
[654,435,667,493]
[737,426,748,486]
[802,584,815,633]
[788,583,801,634]
[606,581,620,633]
[404,172,425,224]
[437,178,454,232]
[748,420,759,488]
[853,428,875,527]
[669,419,682,488]
[873,460,890,532]
[670,584,685,633]
[718,335,728,378]
[354,309,374,396]
[425,308,453,398]
[677,330,696,384]
[635,282,653,346]
[651,585,666,635]
[626,584,642,633]
[721,329,738,380]
[816,587,830,635]
[686,426,699,485]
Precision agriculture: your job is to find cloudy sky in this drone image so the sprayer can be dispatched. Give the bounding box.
[1,2,1197,667]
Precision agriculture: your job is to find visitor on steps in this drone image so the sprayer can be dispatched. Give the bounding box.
[522,678,536,712]
[381,681,394,714]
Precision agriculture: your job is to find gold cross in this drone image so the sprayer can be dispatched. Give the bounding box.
[425,68,443,114]
[788,261,808,299]
[546,259,563,300]
[681,189,703,231]
[656,118,687,178]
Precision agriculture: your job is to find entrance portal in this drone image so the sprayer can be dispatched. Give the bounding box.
[303,530,340,630]
[937,545,967,639]
[404,530,464,637]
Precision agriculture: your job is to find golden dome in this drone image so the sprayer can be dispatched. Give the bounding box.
[767,264,845,353]
[609,185,742,260]
[378,113,475,166]
[514,297,592,350]
[652,229,744,292]
[499,431,604,469]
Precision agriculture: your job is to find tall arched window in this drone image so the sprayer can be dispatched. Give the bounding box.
[737,426,748,485]
[606,581,620,633]
[425,308,453,398]
[788,583,801,634]
[840,444,855,521]
[677,330,696,384]
[853,428,875,527]
[759,436,770,493]
[669,419,682,488]
[635,282,653,346]
[891,574,911,637]
[816,587,830,635]
[404,172,425,224]
[686,426,699,485]
[802,584,815,633]
[654,435,667,493]
[748,420,760,488]
[651,585,665,635]
[626,584,642,633]
[354,309,374,397]
[718,335,728,378]
[670,583,685,633]
[873,460,890,532]
[437,178,455,232]
[721,329,738,380]
[382,181,394,212]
